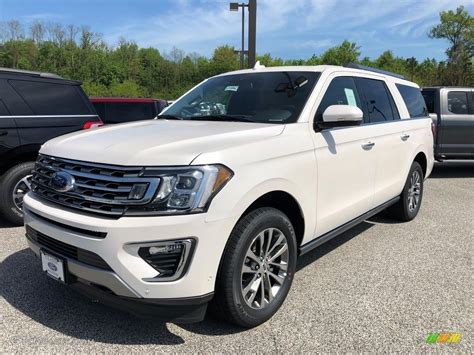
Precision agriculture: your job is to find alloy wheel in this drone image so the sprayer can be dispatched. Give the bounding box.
[240,228,289,309]
[12,174,32,212]
[407,170,421,212]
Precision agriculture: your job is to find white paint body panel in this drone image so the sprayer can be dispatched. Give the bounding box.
[25,65,435,299]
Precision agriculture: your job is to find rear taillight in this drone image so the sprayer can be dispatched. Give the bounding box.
[83,120,103,129]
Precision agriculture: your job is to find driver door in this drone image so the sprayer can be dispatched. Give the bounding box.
[311,75,377,237]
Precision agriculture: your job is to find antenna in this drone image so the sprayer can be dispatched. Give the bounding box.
[253,61,265,70]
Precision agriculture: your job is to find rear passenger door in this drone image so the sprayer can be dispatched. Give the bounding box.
[438,89,473,158]
[354,77,413,207]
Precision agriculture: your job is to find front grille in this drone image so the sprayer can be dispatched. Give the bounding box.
[26,225,112,271]
[31,155,160,217]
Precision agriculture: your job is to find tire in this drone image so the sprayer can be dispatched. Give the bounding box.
[386,161,424,222]
[0,162,35,226]
[211,207,297,328]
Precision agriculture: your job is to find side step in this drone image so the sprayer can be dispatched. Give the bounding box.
[299,196,400,255]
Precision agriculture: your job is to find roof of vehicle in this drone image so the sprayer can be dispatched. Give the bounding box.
[215,64,419,88]
[89,97,165,103]
[422,86,473,90]
[0,67,82,84]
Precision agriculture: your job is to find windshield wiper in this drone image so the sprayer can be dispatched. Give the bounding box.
[158,114,185,120]
[187,115,254,123]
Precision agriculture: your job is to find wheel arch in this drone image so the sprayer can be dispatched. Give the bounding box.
[413,151,427,178]
[237,190,306,248]
[0,144,40,176]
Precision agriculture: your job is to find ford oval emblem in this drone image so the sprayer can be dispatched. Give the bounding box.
[50,171,75,192]
[48,262,58,272]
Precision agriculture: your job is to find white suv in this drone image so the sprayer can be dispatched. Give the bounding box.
[24,64,434,327]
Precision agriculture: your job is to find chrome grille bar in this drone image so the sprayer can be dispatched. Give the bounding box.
[31,155,160,217]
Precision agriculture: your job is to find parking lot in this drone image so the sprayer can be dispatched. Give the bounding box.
[0,161,472,353]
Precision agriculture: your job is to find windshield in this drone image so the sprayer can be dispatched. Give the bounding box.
[162,71,320,124]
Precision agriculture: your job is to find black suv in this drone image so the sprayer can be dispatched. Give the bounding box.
[0,68,102,225]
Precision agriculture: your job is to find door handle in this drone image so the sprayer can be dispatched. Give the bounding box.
[361,141,375,150]
[0,131,8,137]
[400,133,410,141]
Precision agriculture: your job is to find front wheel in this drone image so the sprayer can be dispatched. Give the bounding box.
[212,207,297,328]
[0,162,35,225]
[387,161,424,221]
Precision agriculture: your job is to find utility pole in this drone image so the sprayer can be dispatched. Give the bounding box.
[230,1,257,69]
[248,0,257,68]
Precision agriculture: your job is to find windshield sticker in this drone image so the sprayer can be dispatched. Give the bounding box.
[344,88,357,107]
[225,85,239,92]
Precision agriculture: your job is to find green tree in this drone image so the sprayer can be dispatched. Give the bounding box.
[320,40,360,66]
[429,5,474,85]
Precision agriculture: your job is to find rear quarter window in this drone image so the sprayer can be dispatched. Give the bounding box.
[105,102,155,124]
[397,84,428,118]
[421,90,436,114]
[8,80,92,115]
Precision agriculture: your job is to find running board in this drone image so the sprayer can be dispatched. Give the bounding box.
[299,196,400,255]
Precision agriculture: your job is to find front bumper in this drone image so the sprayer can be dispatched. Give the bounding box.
[27,235,212,322]
[23,193,236,302]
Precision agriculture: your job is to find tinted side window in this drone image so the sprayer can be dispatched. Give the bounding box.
[9,80,91,115]
[0,100,10,115]
[105,102,155,123]
[422,90,436,113]
[447,91,468,114]
[356,78,399,122]
[92,102,106,120]
[397,84,428,118]
[316,77,362,122]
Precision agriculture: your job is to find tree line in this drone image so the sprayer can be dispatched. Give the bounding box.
[0,6,472,100]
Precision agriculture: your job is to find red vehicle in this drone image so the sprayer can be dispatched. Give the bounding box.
[89,97,168,124]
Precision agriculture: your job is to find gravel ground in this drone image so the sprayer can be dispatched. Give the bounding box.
[1,161,473,353]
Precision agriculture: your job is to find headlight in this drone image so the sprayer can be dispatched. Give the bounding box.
[125,165,233,215]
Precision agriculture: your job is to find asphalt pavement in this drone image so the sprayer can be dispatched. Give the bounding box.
[1,161,473,353]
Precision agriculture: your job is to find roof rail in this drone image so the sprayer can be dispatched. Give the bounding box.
[0,67,63,79]
[345,63,406,80]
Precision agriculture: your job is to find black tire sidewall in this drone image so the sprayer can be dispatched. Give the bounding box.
[403,162,424,220]
[226,208,297,326]
[0,162,35,225]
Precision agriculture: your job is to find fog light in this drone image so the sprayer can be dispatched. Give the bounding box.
[137,239,195,281]
[149,244,183,255]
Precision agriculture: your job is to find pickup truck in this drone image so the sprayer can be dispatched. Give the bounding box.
[422,87,474,160]
[23,64,434,327]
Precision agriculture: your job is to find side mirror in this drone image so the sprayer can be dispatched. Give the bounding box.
[317,105,363,130]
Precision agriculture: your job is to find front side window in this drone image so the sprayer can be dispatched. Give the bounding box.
[315,76,363,122]
[356,78,399,123]
[447,91,469,114]
[397,84,428,118]
[163,71,320,124]
[9,80,91,115]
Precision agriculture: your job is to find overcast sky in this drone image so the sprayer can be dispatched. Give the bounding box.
[1,0,473,60]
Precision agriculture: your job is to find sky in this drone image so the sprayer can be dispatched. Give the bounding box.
[0,0,473,61]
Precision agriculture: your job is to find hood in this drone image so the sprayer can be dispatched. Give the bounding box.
[40,120,285,166]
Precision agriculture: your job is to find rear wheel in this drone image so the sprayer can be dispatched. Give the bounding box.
[0,162,35,225]
[212,207,297,328]
[386,161,424,221]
